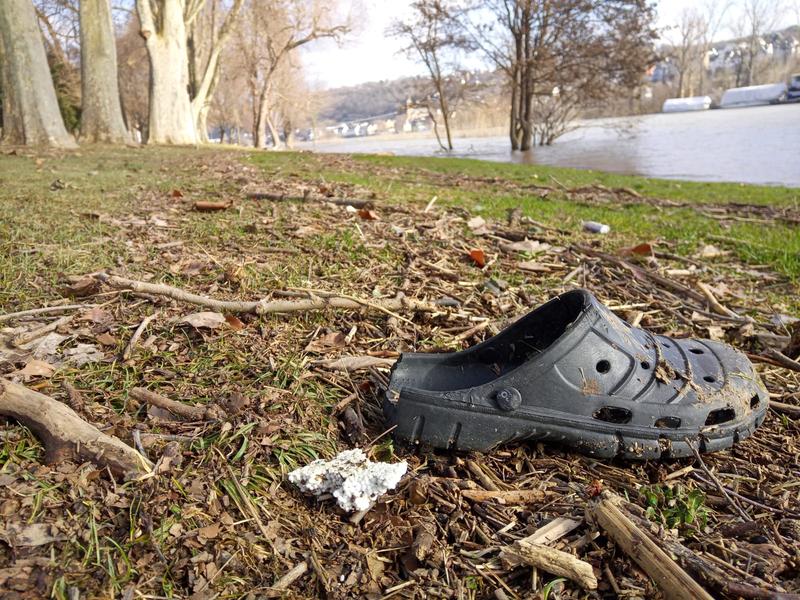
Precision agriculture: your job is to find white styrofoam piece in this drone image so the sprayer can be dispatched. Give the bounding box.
[288,449,408,512]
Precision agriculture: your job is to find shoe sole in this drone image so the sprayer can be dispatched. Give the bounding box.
[390,394,768,460]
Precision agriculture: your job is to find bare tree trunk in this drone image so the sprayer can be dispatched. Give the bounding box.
[435,84,453,151]
[136,0,197,145]
[79,0,131,144]
[189,0,244,141]
[266,112,282,149]
[0,0,77,147]
[255,80,282,149]
[254,85,268,148]
[194,59,220,143]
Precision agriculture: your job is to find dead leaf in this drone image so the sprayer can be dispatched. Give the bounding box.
[706,325,725,341]
[178,312,226,330]
[197,523,221,540]
[468,249,486,267]
[305,331,347,353]
[193,200,232,212]
[316,356,396,371]
[80,307,113,325]
[500,239,550,254]
[17,359,55,380]
[467,216,488,235]
[366,551,385,581]
[623,242,654,256]
[0,523,66,547]
[224,315,245,331]
[25,332,68,358]
[61,276,100,298]
[170,189,184,198]
[357,208,379,220]
[63,343,104,366]
[95,332,117,346]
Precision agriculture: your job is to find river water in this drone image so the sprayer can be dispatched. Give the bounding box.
[300,103,800,187]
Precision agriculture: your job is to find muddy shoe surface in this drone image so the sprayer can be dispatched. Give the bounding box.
[385,289,768,459]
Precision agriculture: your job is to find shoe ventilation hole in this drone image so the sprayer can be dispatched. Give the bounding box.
[593,406,632,424]
[596,360,611,374]
[690,348,705,355]
[655,416,681,429]
[662,342,671,348]
[705,408,735,426]
[750,395,760,409]
[703,375,716,383]
[640,361,651,370]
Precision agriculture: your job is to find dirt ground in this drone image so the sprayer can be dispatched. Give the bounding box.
[1,147,799,600]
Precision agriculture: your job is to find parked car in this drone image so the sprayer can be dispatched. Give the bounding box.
[788,74,800,102]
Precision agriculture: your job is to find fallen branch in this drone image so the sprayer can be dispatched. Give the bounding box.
[588,491,714,600]
[0,380,151,478]
[96,274,435,316]
[129,387,222,421]
[248,191,373,209]
[576,246,708,304]
[500,540,597,590]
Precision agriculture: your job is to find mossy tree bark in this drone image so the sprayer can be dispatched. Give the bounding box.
[0,0,77,147]
[79,0,132,144]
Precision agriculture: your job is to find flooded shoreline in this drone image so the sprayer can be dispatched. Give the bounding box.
[298,104,800,187]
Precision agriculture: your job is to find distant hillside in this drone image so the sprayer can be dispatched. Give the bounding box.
[317,71,505,124]
[317,77,424,124]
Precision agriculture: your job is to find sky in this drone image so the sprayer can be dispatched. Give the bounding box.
[303,0,800,89]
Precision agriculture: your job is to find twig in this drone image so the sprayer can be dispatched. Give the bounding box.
[129,387,220,421]
[685,437,751,521]
[462,489,545,504]
[96,273,435,316]
[248,190,373,209]
[12,315,73,347]
[265,560,309,597]
[121,313,157,361]
[696,281,741,318]
[499,540,597,590]
[770,400,800,418]
[0,303,96,323]
[763,349,800,373]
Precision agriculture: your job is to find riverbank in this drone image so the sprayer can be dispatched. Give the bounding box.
[1,147,798,599]
[298,103,800,187]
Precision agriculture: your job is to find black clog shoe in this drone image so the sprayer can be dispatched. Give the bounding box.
[384,289,768,459]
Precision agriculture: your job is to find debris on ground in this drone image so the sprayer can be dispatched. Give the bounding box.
[0,149,798,599]
[288,448,408,512]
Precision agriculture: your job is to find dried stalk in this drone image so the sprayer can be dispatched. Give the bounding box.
[588,491,714,600]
